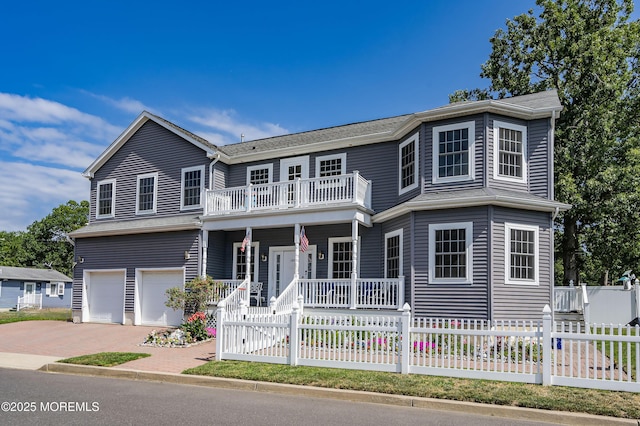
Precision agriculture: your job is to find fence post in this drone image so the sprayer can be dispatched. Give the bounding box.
[216,300,226,361]
[542,304,552,386]
[289,302,300,366]
[400,303,411,374]
[269,296,277,315]
[297,294,304,316]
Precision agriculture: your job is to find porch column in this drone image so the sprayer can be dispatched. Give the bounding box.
[294,223,300,279]
[350,219,358,309]
[245,227,252,305]
[201,230,208,277]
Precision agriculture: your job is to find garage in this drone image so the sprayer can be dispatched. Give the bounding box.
[87,270,125,324]
[137,269,184,326]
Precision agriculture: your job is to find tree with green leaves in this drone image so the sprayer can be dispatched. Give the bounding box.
[451,0,640,285]
[0,200,89,277]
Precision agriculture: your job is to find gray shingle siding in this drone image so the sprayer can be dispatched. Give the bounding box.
[412,207,490,319]
[527,118,551,198]
[72,230,199,311]
[89,121,210,222]
[491,207,552,320]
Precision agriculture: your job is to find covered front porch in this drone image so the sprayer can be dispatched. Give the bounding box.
[203,215,404,313]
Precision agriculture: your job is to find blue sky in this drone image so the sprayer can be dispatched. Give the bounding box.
[0,0,599,231]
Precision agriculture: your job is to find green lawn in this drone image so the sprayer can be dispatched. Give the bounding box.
[594,325,638,380]
[184,361,640,419]
[0,308,71,324]
[58,352,151,367]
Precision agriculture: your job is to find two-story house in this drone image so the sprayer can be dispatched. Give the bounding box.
[69,90,570,327]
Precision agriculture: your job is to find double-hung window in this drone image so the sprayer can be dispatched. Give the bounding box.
[316,153,346,178]
[385,230,403,278]
[136,172,158,215]
[246,164,273,185]
[399,133,419,194]
[429,222,473,284]
[432,121,475,183]
[505,223,539,285]
[96,179,116,218]
[181,166,204,210]
[494,121,527,183]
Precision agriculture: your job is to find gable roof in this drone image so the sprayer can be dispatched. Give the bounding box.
[0,266,72,282]
[83,90,562,174]
[215,90,562,163]
[82,111,218,178]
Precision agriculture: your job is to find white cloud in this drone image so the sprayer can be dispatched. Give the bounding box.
[0,93,120,140]
[188,108,288,144]
[84,91,150,115]
[0,161,88,232]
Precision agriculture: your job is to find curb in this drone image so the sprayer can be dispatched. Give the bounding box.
[40,363,637,426]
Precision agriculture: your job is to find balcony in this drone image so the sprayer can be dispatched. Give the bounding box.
[205,172,372,216]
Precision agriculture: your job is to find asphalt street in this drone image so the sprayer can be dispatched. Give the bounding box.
[0,368,557,426]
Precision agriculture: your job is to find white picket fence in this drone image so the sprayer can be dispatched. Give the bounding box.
[216,303,640,392]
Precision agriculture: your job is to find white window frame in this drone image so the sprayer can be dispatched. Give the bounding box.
[136,172,158,215]
[96,179,116,219]
[429,222,473,284]
[328,236,359,278]
[232,241,260,280]
[399,133,419,195]
[432,121,475,184]
[181,165,205,210]
[493,120,528,183]
[384,229,403,278]
[315,153,347,178]
[246,164,273,186]
[505,223,539,286]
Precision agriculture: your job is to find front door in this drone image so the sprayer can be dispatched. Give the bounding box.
[280,156,309,206]
[24,282,35,303]
[268,246,316,300]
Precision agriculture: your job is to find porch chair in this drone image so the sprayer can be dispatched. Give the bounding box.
[250,282,265,306]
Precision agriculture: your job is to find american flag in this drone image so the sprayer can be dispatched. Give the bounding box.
[300,227,309,253]
[240,231,250,253]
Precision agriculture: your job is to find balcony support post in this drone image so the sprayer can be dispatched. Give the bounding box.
[350,219,358,309]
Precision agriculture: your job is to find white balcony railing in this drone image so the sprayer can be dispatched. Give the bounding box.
[205,172,371,216]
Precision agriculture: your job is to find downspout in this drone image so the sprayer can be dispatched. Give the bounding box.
[208,152,221,191]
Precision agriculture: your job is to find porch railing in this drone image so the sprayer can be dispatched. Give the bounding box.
[207,279,244,304]
[270,277,301,315]
[17,293,42,311]
[205,172,372,216]
[298,277,404,309]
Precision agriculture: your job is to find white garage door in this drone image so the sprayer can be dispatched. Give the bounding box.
[140,270,184,326]
[88,271,125,324]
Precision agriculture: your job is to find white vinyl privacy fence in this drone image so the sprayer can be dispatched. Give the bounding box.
[216,303,640,392]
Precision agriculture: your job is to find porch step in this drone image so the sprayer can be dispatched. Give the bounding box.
[554,311,586,332]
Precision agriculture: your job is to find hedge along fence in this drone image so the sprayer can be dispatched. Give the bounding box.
[215,303,640,392]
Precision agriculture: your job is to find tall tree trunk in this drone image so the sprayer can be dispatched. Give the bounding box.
[562,215,579,285]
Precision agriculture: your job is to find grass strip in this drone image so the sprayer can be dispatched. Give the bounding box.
[0,309,72,324]
[184,361,640,419]
[59,352,151,367]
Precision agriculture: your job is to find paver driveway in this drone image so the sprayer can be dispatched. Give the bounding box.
[0,321,215,373]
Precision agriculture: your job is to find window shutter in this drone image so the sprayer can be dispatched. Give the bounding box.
[45,283,52,296]
[57,282,65,296]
